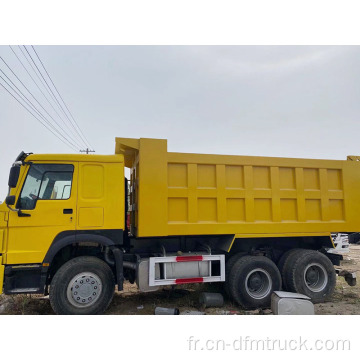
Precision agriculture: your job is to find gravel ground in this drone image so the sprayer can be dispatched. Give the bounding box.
[1,244,359,315]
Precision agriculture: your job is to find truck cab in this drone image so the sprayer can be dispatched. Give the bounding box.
[1,152,125,311]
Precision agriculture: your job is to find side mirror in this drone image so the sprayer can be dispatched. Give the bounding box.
[8,165,20,188]
[5,195,16,206]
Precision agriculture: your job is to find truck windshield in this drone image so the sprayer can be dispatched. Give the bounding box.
[18,164,74,210]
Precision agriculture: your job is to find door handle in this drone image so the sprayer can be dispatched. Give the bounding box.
[63,209,73,214]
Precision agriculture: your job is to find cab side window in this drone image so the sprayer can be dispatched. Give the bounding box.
[39,171,73,200]
[18,164,74,210]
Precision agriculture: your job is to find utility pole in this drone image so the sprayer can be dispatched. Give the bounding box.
[80,148,95,154]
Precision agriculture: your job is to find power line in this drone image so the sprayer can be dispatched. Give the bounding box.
[20,46,89,149]
[5,45,94,153]
[0,56,83,150]
[31,46,93,150]
[0,80,78,152]
[9,45,82,143]
[18,46,62,111]
[26,45,92,150]
[0,71,55,133]
[0,72,80,151]
[0,81,78,152]
[23,46,92,150]
[22,47,71,122]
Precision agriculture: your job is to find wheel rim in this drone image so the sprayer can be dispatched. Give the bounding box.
[244,268,272,299]
[66,272,102,308]
[303,263,328,292]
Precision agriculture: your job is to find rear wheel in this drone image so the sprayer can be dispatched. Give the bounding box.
[277,248,303,290]
[228,255,282,309]
[277,248,302,275]
[50,256,115,315]
[283,250,336,303]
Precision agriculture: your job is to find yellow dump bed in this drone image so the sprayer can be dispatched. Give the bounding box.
[115,137,360,239]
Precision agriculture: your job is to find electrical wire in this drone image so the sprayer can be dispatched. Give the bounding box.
[0,73,80,151]
[31,45,93,150]
[9,46,81,141]
[0,56,83,150]
[19,46,88,149]
[0,81,78,152]
[5,45,94,152]
[23,46,91,150]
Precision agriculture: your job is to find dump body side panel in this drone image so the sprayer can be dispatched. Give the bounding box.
[166,152,360,236]
[116,138,360,238]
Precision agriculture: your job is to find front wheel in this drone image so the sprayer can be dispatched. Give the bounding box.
[228,255,282,309]
[49,256,115,315]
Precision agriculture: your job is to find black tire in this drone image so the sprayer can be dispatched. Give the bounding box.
[284,250,336,303]
[277,248,303,289]
[50,256,115,315]
[277,249,301,275]
[228,255,282,309]
[224,252,246,298]
[281,249,306,290]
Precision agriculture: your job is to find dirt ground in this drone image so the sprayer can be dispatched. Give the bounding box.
[1,245,359,315]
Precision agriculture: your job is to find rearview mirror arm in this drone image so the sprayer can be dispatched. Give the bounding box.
[6,189,31,217]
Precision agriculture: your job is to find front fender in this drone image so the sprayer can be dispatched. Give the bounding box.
[43,230,123,263]
[42,230,124,291]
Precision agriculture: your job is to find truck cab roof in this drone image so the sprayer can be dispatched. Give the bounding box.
[25,153,124,163]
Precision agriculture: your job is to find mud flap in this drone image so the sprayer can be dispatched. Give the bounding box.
[336,269,357,286]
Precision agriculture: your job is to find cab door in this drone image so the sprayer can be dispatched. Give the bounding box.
[6,162,78,264]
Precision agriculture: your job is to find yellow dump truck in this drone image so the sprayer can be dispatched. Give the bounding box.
[0,137,357,314]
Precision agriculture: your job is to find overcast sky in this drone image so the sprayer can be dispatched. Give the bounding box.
[0,46,359,199]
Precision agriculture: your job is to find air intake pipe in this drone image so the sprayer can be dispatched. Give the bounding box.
[104,247,136,270]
